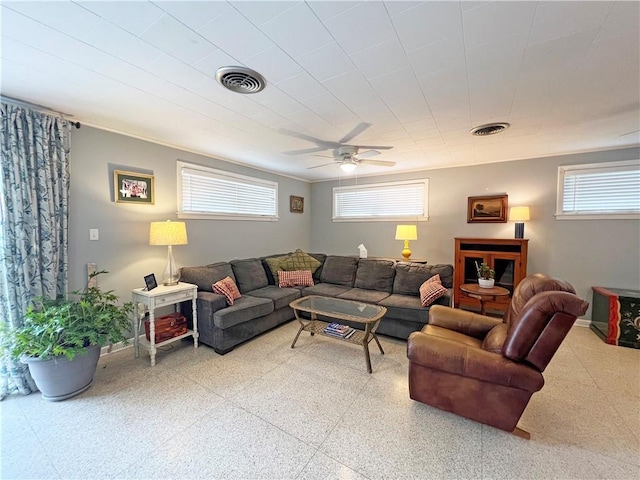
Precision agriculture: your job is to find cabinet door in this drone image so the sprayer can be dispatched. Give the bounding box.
[489,253,521,295]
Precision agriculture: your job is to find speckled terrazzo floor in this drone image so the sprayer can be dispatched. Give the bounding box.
[1,321,639,479]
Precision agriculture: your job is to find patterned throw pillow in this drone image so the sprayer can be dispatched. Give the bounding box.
[278,270,314,288]
[212,276,241,305]
[419,274,447,307]
[279,249,322,274]
[264,255,289,285]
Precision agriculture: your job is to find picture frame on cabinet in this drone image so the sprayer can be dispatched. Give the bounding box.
[467,194,508,223]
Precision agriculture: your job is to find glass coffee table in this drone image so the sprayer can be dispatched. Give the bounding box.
[289,295,387,373]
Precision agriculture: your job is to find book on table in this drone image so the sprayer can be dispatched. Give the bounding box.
[324,323,356,338]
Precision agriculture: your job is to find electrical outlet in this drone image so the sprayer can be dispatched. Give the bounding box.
[87,263,97,288]
[89,229,99,241]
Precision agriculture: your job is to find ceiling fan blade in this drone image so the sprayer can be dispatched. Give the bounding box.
[338,122,371,144]
[307,162,337,170]
[313,153,335,159]
[355,145,393,150]
[279,128,340,149]
[618,129,640,137]
[359,159,396,167]
[356,149,381,159]
[282,147,328,155]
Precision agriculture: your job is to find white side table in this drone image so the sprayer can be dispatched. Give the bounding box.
[132,282,198,366]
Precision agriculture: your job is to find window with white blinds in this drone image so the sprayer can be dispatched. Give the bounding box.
[556,160,640,219]
[177,161,278,220]
[333,179,429,221]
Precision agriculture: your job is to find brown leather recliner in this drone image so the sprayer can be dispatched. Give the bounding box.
[407,274,589,438]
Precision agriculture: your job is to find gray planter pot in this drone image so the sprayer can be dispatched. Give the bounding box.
[21,344,101,401]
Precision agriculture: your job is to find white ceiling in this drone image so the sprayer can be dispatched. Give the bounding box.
[2,1,639,181]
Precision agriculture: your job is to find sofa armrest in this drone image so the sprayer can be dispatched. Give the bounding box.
[407,331,543,392]
[196,291,228,318]
[428,305,502,339]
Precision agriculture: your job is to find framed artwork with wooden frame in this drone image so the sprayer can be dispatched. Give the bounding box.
[467,194,508,223]
[114,170,155,204]
[290,195,304,213]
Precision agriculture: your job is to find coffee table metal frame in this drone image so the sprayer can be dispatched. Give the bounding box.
[289,295,387,373]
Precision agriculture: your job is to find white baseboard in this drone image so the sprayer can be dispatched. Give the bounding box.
[574,318,591,328]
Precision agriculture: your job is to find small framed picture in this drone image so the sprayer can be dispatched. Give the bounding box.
[290,195,304,213]
[467,194,508,223]
[114,170,155,204]
[144,274,158,291]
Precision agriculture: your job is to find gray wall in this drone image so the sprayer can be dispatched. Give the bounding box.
[310,147,640,317]
[69,126,311,301]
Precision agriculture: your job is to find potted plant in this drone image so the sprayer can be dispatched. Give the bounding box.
[476,262,496,288]
[3,271,134,401]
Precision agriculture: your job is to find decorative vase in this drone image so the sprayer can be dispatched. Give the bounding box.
[21,344,101,401]
[478,278,495,288]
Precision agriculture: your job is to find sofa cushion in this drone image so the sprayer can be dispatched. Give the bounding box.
[378,294,431,323]
[319,256,359,287]
[419,274,448,307]
[279,249,322,273]
[278,270,314,288]
[247,285,301,310]
[482,323,509,354]
[301,283,352,297]
[393,263,454,295]
[213,295,274,329]
[180,263,234,292]
[230,258,269,293]
[307,253,327,282]
[262,254,290,285]
[212,276,242,305]
[354,259,396,292]
[337,288,391,304]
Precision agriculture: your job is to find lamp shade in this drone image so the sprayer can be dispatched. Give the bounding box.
[340,162,357,173]
[509,206,530,222]
[395,225,418,241]
[149,220,188,246]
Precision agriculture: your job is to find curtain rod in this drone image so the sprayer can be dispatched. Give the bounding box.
[1,95,81,128]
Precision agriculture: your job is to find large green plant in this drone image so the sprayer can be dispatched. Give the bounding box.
[6,271,135,360]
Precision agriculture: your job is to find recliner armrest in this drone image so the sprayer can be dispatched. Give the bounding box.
[407,331,544,392]
[428,305,502,339]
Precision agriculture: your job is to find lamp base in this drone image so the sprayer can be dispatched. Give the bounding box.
[401,240,412,259]
[515,223,525,239]
[162,245,181,286]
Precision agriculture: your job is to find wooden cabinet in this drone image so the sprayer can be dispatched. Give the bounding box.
[454,238,528,315]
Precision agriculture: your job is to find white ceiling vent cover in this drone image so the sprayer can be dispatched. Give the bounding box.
[215,66,266,94]
[470,123,510,136]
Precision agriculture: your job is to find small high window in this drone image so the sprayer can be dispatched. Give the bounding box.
[333,179,429,222]
[556,160,640,219]
[177,161,278,221]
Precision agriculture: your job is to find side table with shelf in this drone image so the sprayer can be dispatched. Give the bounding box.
[132,282,198,366]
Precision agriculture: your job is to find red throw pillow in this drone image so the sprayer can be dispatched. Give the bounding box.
[212,276,241,305]
[419,274,447,307]
[278,270,314,288]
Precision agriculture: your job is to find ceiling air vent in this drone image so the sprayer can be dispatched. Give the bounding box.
[215,66,266,94]
[470,122,510,136]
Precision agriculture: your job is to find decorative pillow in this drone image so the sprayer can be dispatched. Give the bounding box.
[212,276,241,305]
[419,274,447,307]
[278,270,314,288]
[264,255,290,285]
[279,249,322,274]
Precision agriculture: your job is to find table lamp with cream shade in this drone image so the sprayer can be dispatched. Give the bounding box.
[509,206,530,239]
[149,220,188,286]
[395,225,418,259]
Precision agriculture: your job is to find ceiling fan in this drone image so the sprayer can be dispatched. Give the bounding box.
[280,122,395,172]
[308,145,396,172]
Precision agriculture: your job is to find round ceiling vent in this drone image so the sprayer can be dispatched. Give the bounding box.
[470,122,510,136]
[215,66,266,94]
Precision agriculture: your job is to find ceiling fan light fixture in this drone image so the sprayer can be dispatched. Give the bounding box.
[340,162,357,173]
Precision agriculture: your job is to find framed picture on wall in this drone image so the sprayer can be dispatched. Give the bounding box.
[114,170,155,204]
[290,195,304,213]
[467,194,508,223]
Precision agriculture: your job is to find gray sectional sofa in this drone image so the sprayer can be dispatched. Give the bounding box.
[179,253,453,355]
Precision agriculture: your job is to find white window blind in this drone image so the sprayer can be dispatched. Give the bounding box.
[333,179,428,221]
[177,161,278,220]
[556,160,640,219]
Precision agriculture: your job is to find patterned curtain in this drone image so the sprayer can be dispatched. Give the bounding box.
[0,102,70,398]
